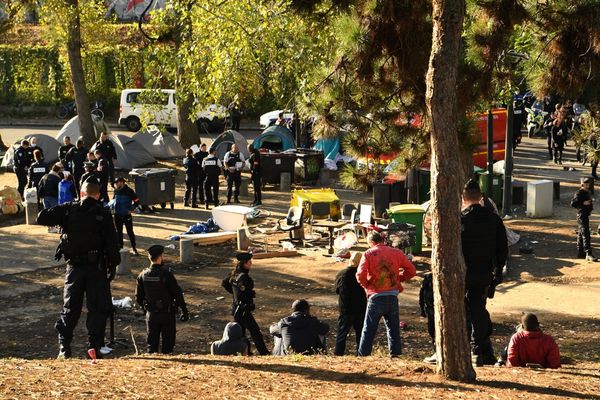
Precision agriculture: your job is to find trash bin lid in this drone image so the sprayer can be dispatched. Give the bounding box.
[388,204,425,214]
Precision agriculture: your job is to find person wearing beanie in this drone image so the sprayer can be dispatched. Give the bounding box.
[506,313,561,369]
[270,299,329,356]
[333,251,367,355]
[135,245,189,354]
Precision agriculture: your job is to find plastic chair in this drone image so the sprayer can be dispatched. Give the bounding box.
[356,203,373,240]
[277,207,305,244]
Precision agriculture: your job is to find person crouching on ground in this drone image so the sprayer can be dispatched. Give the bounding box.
[507,313,560,369]
[210,322,250,356]
[270,299,329,355]
[334,251,367,356]
[135,245,189,354]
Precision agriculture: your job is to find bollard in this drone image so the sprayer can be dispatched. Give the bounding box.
[25,202,38,225]
[180,238,194,263]
[280,172,291,192]
[237,227,250,251]
[116,248,131,275]
[240,177,249,197]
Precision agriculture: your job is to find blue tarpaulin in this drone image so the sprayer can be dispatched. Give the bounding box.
[313,137,340,160]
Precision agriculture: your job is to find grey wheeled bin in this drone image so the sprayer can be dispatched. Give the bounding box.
[129,168,177,211]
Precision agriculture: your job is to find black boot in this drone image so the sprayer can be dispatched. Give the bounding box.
[58,342,71,359]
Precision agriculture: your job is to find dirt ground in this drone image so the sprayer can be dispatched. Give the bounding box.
[1,136,600,398]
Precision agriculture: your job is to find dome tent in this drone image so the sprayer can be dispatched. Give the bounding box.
[56,115,112,144]
[252,125,295,152]
[210,130,250,160]
[90,135,133,170]
[117,135,156,169]
[132,126,185,159]
[1,134,61,169]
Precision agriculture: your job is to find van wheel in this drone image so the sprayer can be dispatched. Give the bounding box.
[126,117,141,132]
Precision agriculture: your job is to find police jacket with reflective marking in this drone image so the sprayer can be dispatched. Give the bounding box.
[136,264,187,314]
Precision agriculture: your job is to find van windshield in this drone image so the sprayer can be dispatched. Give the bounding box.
[127,91,169,105]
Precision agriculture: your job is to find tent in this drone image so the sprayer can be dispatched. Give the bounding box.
[90,135,134,170]
[1,134,61,169]
[313,137,340,161]
[56,115,112,143]
[117,135,156,169]
[252,126,295,152]
[132,126,185,159]
[210,130,250,160]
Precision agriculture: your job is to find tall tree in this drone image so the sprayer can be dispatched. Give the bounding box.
[425,0,475,382]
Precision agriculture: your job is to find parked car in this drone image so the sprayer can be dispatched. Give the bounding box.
[118,88,229,132]
[259,109,294,129]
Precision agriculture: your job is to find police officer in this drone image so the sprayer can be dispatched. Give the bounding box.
[194,143,209,205]
[223,144,245,204]
[94,149,110,203]
[221,252,269,355]
[27,136,44,163]
[247,144,262,206]
[571,177,598,261]
[58,136,75,172]
[461,179,508,366]
[66,140,88,193]
[135,245,189,354]
[228,95,242,131]
[183,148,200,208]
[37,177,120,359]
[202,147,223,210]
[28,149,49,191]
[13,139,31,199]
[80,161,100,193]
[112,177,140,255]
[94,132,117,186]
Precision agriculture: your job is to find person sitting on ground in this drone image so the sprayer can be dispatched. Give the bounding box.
[210,322,250,356]
[506,313,561,369]
[270,299,329,356]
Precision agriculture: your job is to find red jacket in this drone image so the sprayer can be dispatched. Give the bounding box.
[356,244,416,297]
[507,330,561,369]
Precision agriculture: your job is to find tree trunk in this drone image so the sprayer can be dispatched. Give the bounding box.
[176,94,198,149]
[425,0,476,382]
[65,0,94,148]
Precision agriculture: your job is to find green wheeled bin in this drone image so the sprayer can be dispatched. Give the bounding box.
[387,204,426,254]
[478,171,503,207]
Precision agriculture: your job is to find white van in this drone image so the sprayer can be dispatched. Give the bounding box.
[118,89,177,132]
[118,88,230,132]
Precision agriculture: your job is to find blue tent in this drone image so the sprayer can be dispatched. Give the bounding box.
[313,137,340,161]
[252,126,295,151]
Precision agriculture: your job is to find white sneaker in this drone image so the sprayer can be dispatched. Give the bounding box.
[423,353,437,364]
[99,346,113,355]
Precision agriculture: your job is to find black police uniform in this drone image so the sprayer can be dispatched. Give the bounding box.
[26,145,43,164]
[551,122,569,164]
[222,264,269,355]
[333,264,367,356]
[13,145,31,198]
[224,150,244,203]
[571,186,594,258]
[202,153,222,208]
[28,160,49,190]
[228,100,242,131]
[37,194,120,356]
[80,169,102,194]
[58,143,75,172]
[67,146,87,192]
[194,150,208,204]
[461,203,508,364]
[135,261,188,354]
[95,157,110,202]
[248,148,262,205]
[183,155,200,207]
[94,139,117,185]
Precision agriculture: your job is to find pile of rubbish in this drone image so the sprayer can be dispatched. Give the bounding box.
[169,218,220,240]
[0,186,24,215]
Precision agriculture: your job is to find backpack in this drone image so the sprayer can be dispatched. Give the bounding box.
[60,202,105,263]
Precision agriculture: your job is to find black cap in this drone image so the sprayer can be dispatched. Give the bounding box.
[147,245,165,259]
[583,177,594,184]
[292,299,310,312]
[236,252,253,262]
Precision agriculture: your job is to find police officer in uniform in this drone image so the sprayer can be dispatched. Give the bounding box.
[461,180,508,366]
[135,245,189,354]
[66,140,88,193]
[194,143,209,205]
[58,136,75,172]
[94,132,117,185]
[247,144,262,206]
[13,139,31,199]
[571,177,598,261]
[202,147,223,210]
[37,177,120,359]
[222,252,269,355]
[183,148,200,208]
[28,149,49,191]
[27,136,44,163]
[94,149,110,203]
[223,144,245,204]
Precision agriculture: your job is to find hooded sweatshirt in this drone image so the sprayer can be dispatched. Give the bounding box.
[269,311,329,355]
[507,330,561,369]
[210,322,249,356]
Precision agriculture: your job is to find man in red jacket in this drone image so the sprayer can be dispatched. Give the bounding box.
[356,231,416,357]
[507,313,561,369]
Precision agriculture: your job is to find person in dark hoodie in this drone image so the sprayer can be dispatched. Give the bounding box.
[333,251,367,356]
[270,299,329,355]
[112,177,140,255]
[38,163,63,210]
[210,322,250,356]
[571,177,598,261]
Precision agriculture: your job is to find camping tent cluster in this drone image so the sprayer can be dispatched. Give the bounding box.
[1,118,185,170]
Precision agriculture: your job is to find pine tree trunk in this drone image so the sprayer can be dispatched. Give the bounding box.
[425,0,476,382]
[65,0,94,148]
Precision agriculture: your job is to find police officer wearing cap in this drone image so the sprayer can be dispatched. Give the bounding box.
[222,252,269,355]
[461,179,508,366]
[571,177,598,261]
[247,144,262,206]
[37,176,120,359]
[136,245,189,354]
[13,139,31,199]
[202,147,223,210]
[80,161,101,195]
[194,143,209,205]
[223,143,245,204]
